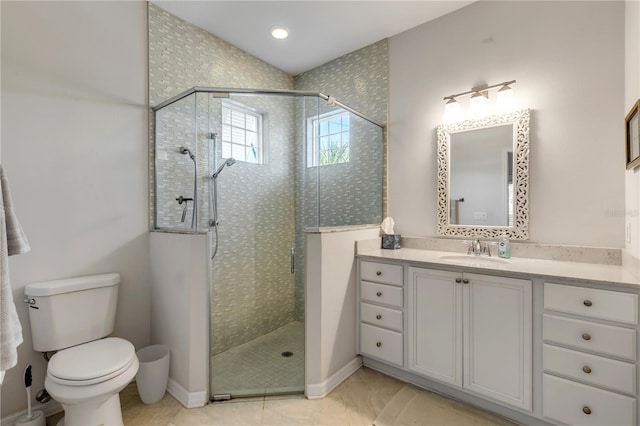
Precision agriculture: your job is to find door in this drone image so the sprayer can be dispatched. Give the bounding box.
[463,272,532,411]
[408,267,463,386]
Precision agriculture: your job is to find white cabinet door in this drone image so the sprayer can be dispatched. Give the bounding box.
[463,272,532,411]
[408,267,463,387]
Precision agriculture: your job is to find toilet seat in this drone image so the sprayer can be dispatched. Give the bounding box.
[48,337,136,386]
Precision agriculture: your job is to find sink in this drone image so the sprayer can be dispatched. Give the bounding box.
[438,254,509,266]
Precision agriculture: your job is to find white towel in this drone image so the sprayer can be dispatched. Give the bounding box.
[0,164,30,380]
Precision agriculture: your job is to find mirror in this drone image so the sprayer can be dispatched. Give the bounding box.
[437,109,530,240]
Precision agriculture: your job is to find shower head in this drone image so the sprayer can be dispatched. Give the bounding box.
[212,157,236,179]
[179,147,196,162]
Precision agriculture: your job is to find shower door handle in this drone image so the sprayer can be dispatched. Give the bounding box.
[291,247,295,274]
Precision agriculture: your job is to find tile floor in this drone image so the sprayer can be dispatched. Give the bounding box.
[46,367,515,426]
[211,321,304,397]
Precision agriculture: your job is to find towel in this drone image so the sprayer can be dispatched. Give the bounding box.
[0,164,30,381]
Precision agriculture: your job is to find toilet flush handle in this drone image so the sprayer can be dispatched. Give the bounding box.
[23,298,38,309]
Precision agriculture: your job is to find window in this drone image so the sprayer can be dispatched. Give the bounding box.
[308,112,350,167]
[221,100,263,164]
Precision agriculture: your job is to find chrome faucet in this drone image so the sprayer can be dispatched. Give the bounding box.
[467,239,492,257]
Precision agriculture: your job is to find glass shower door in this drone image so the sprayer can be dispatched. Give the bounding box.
[209,93,317,398]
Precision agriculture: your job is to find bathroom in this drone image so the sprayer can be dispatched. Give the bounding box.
[1,0,639,425]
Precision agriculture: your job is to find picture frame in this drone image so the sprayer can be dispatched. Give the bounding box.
[626,99,640,170]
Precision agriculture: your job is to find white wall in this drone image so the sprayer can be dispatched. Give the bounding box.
[1,1,149,417]
[305,227,379,398]
[149,232,209,407]
[389,1,625,247]
[625,0,640,276]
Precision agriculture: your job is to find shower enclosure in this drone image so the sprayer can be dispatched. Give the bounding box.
[153,87,384,400]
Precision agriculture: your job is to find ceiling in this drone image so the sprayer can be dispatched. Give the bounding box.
[152,1,473,75]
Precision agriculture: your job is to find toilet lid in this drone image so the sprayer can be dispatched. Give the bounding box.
[48,337,136,386]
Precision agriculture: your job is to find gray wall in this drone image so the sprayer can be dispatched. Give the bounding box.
[1,1,149,416]
[389,1,625,247]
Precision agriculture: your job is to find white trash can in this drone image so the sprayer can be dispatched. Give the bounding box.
[135,345,170,404]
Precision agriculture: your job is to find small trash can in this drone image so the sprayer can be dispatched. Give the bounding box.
[135,345,170,404]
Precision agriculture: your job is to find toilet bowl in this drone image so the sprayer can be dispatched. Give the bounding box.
[24,273,138,426]
[44,338,139,426]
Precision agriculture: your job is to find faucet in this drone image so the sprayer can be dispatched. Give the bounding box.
[467,239,492,257]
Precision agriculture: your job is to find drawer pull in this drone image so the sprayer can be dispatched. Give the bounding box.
[583,300,593,307]
[581,333,592,341]
[462,279,469,284]
[376,271,382,276]
[376,341,382,348]
[376,314,382,320]
[582,365,592,374]
[376,291,382,297]
[455,278,462,283]
[582,406,592,415]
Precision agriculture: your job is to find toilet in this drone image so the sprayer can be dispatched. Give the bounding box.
[25,273,139,426]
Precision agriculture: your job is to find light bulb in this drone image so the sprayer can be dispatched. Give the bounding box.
[443,98,463,123]
[469,91,489,118]
[496,84,515,113]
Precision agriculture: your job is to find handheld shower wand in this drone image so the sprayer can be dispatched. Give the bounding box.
[212,157,236,179]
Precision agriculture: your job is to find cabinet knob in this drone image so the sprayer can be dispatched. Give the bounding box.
[376,341,382,348]
[376,271,382,276]
[583,300,593,307]
[582,365,592,374]
[455,278,462,283]
[582,406,592,415]
[462,279,469,284]
[376,291,382,297]
[582,333,592,341]
[376,314,382,320]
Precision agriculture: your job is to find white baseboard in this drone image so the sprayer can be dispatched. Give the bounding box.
[1,399,62,425]
[166,378,207,408]
[305,356,362,399]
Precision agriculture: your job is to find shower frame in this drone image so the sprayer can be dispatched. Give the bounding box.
[151,86,385,400]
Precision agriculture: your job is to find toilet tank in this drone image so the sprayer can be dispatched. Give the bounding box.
[24,273,121,352]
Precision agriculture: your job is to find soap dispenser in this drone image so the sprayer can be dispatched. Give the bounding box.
[498,232,511,259]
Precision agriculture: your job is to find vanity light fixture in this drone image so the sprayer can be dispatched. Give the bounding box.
[443,97,463,123]
[496,83,515,112]
[442,80,516,122]
[469,90,489,118]
[271,26,289,40]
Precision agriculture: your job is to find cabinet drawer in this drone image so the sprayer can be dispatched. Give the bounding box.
[544,344,636,394]
[360,302,403,332]
[543,374,636,426]
[543,314,636,360]
[360,323,403,366]
[361,261,403,286]
[361,281,403,308]
[545,283,638,325]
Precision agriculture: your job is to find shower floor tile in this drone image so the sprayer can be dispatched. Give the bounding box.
[211,321,304,398]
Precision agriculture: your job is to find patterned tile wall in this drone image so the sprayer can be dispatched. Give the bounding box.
[150,5,297,355]
[149,4,388,348]
[293,41,388,320]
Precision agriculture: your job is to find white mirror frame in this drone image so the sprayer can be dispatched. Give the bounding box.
[437,108,530,240]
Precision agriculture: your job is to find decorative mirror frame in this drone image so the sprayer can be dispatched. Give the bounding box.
[437,109,530,240]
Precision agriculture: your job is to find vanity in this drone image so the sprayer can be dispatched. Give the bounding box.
[356,249,640,426]
[355,107,640,425]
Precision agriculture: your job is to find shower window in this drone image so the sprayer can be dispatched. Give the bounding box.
[221,100,263,164]
[307,111,350,167]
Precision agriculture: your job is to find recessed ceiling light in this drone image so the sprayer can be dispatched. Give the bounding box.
[271,26,289,40]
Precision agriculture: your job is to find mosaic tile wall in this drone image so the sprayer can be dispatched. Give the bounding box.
[149,4,388,349]
[293,41,388,320]
[150,5,297,355]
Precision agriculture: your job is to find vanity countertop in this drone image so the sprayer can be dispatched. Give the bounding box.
[357,248,640,289]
